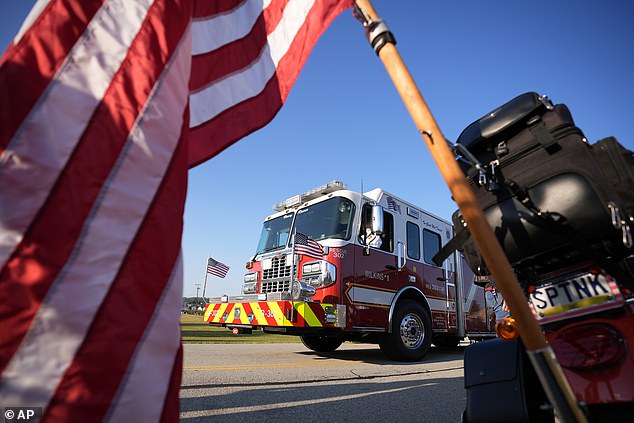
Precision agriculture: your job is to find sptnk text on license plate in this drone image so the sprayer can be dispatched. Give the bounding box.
[529,271,624,324]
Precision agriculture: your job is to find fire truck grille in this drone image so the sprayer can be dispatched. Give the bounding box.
[262,256,292,280]
[261,280,291,293]
[261,255,292,293]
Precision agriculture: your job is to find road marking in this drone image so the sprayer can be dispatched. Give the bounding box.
[183,360,358,371]
[180,381,438,418]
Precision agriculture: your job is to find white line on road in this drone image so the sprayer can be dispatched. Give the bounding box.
[180,381,438,418]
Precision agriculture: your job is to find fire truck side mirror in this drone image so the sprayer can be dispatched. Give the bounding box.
[370,204,384,235]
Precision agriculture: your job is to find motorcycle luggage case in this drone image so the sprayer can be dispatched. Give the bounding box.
[463,338,552,423]
[592,136,634,219]
[455,92,631,270]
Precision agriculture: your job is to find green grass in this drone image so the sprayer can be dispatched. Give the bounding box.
[180,313,301,344]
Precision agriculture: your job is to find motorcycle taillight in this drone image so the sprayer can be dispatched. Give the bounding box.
[551,323,625,370]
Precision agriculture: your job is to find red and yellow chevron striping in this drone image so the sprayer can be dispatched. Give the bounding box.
[203,301,335,327]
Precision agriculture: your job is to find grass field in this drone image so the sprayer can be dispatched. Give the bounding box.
[180,313,301,344]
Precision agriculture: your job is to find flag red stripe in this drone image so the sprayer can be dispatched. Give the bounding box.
[0,0,351,419]
[0,0,104,154]
[188,75,282,166]
[0,0,157,272]
[188,0,318,129]
[189,0,287,90]
[187,0,351,167]
[207,261,229,278]
[43,72,189,423]
[105,254,183,423]
[159,344,183,423]
[192,0,243,19]
[273,0,350,100]
[0,0,187,378]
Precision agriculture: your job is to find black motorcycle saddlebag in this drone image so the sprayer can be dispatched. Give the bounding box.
[464,338,553,423]
[592,136,634,220]
[453,92,632,271]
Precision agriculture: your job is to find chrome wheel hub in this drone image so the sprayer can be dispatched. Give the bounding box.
[399,313,425,349]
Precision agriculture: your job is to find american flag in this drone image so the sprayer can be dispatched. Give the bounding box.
[188,0,352,166]
[294,232,324,259]
[0,0,350,420]
[207,257,229,279]
[387,196,401,213]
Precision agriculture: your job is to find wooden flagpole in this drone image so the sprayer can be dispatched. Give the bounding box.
[353,1,587,421]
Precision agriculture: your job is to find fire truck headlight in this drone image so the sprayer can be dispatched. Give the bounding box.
[301,261,336,288]
[242,282,256,294]
[303,262,321,273]
[242,272,258,294]
[292,281,316,301]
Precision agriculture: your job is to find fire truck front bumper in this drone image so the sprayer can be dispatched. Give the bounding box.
[204,294,346,329]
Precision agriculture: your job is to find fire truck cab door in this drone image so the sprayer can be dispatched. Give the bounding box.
[350,204,398,328]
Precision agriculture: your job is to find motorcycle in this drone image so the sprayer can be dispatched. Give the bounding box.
[442,92,634,422]
[462,257,634,423]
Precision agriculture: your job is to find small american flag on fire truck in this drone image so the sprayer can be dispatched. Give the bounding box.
[294,232,324,259]
[207,257,229,278]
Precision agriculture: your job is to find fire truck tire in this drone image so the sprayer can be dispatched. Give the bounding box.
[379,300,432,361]
[300,335,343,352]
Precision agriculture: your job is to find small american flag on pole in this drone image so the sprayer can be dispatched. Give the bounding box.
[207,257,229,278]
[294,232,324,259]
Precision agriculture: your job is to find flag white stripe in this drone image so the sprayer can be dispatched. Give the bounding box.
[188,0,316,128]
[0,23,191,408]
[191,0,272,56]
[0,0,153,270]
[105,252,183,423]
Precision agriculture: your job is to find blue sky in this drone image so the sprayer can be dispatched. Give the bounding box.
[3,1,633,299]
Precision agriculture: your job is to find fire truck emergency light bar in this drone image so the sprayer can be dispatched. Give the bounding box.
[273,180,347,211]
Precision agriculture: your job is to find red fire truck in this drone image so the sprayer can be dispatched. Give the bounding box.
[204,181,496,361]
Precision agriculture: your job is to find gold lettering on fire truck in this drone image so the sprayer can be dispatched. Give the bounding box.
[365,270,389,281]
[425,282,444,292]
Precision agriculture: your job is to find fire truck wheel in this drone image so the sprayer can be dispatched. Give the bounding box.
[300,334,343,352]
[379,300,432,361]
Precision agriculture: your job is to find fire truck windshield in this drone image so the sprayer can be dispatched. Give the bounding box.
[255,197,355,255]
[255,213,293,254]
[293,197,355,242]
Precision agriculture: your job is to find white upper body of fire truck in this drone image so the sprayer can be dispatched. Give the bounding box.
[205,181,495,361]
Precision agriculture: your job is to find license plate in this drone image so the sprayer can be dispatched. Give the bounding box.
[529,272,624,324]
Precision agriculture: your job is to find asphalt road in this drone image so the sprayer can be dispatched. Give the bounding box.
[180,343,468,422]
